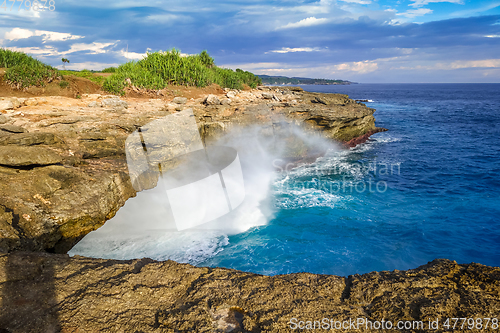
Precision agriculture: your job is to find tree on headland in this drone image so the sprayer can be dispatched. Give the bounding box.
[61,58,70,70]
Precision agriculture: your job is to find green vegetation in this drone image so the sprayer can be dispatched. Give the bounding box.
[102,49,261,95]
[101,67,117,73]
[0,48,59,89]
[59,69,106,85]
[0,48,262,94]
[259,75,352,85]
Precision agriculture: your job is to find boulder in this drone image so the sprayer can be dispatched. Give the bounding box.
[226,91,237,99]
[261,92,274,99]
[0,132,60,146]
[0,115,7,124]
[0,146,63,166]
[25,98,38,106]
[0,100,14,112]
[0,124,27,133]
[100,98,128,109]
[172,97,188,104]
[204,94,221,105]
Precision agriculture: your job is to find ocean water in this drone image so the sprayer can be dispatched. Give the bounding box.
[71,83,500,276]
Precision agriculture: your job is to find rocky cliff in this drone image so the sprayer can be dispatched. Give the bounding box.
[0,252,498,332]
[0,86,385,254]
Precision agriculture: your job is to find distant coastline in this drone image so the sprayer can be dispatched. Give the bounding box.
[258,74,355,86]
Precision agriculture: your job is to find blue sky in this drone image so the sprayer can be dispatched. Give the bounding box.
[1,0,499,82]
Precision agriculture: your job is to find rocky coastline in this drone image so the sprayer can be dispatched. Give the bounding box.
[1,86,498,332]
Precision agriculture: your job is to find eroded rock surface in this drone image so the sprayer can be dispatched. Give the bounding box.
[0,88,385,253]
[0,253,498,332]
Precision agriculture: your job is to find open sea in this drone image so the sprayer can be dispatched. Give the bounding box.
[70,83,500,276]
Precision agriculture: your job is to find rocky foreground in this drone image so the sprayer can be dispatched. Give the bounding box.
[0,253,499,332]
[0,86,385,254]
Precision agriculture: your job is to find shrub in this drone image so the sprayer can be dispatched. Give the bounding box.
[59,80,69,88]
[101,67,117,73]
[1,48,59,89]
[103,49,262,95]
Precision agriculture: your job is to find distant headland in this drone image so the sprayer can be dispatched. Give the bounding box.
[258,75,355,86]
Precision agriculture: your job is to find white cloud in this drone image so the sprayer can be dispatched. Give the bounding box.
[485,35,500,38]
[396,8,432,18]
[118,49,147,60]
[276,17,329,30]
[266,47,324,54]
[5,28,34,41]
[334,60,378,73]
[60,61,120,71]
[35,30,84,43]
[63,42,115,55]
[4,28,83,43]
[448,59,500,69]
[4,46,60,56]
[409,0,463,8]
[338,0,372,4]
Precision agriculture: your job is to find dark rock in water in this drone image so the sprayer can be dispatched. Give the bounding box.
[0,253,498,332]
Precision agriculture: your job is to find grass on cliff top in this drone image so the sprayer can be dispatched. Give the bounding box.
[102,49,262,95]
[0,48,59,89]
[59,69,106,85]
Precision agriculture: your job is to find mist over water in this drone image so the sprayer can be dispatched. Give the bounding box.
[71,84,500,277]
[69,124,335,264]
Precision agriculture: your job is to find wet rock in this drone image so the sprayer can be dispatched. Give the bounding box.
[172,97,188,104]
[0,124,27,133]
[0,146,63,166]
[0,100,14,112]
[205,94,221,105]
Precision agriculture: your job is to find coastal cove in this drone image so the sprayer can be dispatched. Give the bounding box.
[69,83,500,277]
[0,83,499,332]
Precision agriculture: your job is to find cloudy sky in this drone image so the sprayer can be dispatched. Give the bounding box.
[1,0,499,82]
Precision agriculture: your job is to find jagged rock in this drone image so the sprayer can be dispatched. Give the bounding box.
[172,97,188,104]
[226,91,237,99]
[0,100,14,111]
[0,124,27,133]
[205,94,221,105]
[0,115,7,124]
[0,146,63,166]
[0,255,497,332]
[0,206,20,252]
